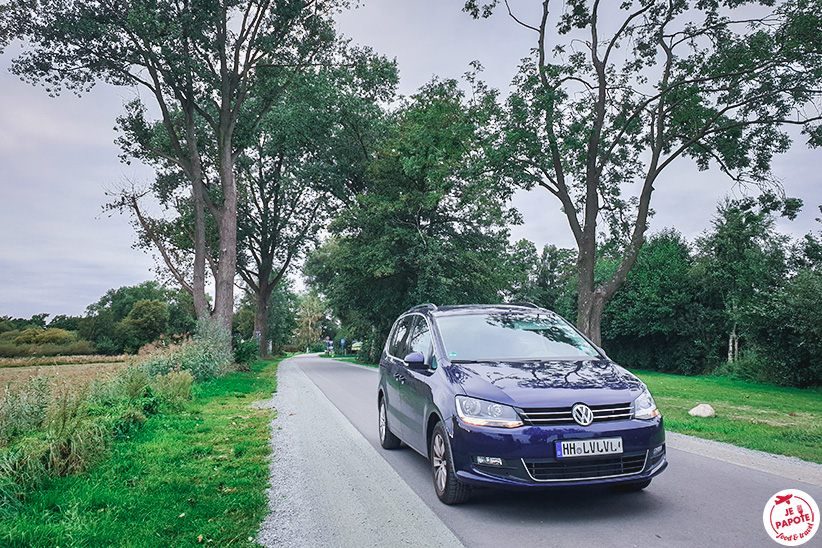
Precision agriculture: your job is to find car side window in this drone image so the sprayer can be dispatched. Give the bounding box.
[388,316,413,358]
[407,317,433,366]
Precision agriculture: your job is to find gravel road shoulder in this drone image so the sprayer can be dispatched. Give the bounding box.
[256,357,463,548]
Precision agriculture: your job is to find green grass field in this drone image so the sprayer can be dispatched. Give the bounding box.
[634,370,822,464]
[0,359,279,547]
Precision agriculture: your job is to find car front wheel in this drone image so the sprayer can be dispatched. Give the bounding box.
[430,422,472,505]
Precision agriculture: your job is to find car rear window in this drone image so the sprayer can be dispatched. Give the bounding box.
[436,312,600,361]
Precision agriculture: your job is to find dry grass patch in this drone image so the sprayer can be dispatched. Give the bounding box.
[0,355,128,368]
[0,362,128,391]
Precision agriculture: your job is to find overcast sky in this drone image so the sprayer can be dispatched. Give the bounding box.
[1,0,820,319]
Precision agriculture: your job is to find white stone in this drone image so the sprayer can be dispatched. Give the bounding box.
[689,403,716,418]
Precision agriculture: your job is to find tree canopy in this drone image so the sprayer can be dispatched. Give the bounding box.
[464,0,822,343]
[3,0,343,328]
[304,76,520,356]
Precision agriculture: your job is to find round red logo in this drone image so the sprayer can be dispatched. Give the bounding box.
[763,489,819,546]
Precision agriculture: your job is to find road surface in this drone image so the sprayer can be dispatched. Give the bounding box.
[260,354,822,548]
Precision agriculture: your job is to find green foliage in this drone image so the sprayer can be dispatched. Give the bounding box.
[602,230,727,375]
[739,269,822,387]
[0,361,197,511]
[46,315,81,331]
[12,329,42,345]
[292,291,335,351]
[139,318,230,382]
[0,378,51,444]
[232,339,259,365]
[79,282,195,355]
[0,325,95,358]
[32,328,74,345]
[305,76,519,346]
[118,299,170,353]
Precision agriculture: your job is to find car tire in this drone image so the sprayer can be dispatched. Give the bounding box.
[614,479,652,492]
[378,397,402,449]
[430,422,472,505]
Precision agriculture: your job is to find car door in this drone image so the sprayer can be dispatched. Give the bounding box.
[381,315,414,440]
[401,315,436,454]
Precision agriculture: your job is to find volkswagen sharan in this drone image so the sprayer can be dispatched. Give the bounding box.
[377,303,667,504]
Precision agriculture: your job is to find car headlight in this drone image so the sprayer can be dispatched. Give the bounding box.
[456,396,523,428]
[633,388,660,420]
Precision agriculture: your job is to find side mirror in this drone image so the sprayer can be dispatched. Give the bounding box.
[404,351,427,370]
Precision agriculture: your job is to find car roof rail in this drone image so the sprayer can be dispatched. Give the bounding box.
[508,302,541,309]
[409,303,438,312]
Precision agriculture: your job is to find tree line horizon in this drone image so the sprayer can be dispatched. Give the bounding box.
[2,0,822,385]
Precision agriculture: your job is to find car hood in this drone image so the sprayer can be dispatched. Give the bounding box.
[443,358,645,408]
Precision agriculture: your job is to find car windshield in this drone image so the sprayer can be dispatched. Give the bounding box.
[436,312,600,362]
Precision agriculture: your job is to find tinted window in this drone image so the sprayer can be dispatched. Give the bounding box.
[407,317,433,365]
[436,312,599,361]
[388,316,414,357]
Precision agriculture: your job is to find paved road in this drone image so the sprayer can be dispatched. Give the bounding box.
[266,354,822,548]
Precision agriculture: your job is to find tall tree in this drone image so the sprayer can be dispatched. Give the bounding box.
[305,76,519,357]
[235,48,397,356]
[464,0,822,344]
[694,195,797,362]
[3,0,340,328]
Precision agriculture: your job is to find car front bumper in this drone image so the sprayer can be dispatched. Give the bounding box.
[448,415,667,489]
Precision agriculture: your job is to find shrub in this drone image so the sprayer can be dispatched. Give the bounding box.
[739,269,822,387]
[13,329,42,345]
[139,318,230,382]
[0,343,28,358]
[34,329,75,345]
[233,339,259,365]
[148,370,193,410]
[0,377,51,444]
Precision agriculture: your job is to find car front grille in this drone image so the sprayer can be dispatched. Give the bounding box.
[523,452,648,482]
[519,403,633,425]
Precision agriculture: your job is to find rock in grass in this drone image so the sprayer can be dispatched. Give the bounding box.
[689,403,716,418]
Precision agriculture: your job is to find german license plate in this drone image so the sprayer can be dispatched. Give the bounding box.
[556,437,623,458]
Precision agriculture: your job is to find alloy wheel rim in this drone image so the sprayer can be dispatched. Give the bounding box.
[432,433,447,493]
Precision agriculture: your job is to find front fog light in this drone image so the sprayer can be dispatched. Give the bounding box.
[476,456,504,466]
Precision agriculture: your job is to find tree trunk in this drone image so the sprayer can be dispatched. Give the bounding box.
[728,323,738,363]
[189,160,210,320]
[254,291,269,357]
[213,147,238,331]
[577,285,607,346]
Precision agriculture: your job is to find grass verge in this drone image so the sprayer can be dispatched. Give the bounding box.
[634,370,822,464]
[0,358,279,547]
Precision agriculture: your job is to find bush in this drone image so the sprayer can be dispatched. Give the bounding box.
[13,329,42,345]
[149,370,193,410]
[140,318,231,382]
[739,269,822,387]
[0,377,51,444]
[34,329,75,345]
[233,339,259,365]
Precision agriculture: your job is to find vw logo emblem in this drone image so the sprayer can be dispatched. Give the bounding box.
[572,403,594,426]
